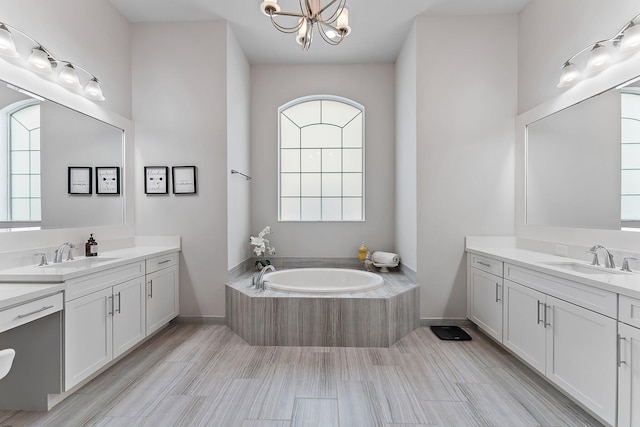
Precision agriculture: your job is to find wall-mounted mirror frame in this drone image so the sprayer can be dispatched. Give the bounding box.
[516,53,640,251]
[0,57,134,253]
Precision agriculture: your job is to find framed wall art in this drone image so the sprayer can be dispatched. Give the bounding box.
[172,166,197,194]
[68,167,92,194]
[96,166,120,195]
[144,166,168,194]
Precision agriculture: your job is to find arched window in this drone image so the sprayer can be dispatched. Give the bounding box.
[278,95,364,221]
[7,102,41,222]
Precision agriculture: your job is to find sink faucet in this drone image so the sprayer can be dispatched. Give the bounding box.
[54,242,76,263]
[255,264,276,290]
[589,245,616,269]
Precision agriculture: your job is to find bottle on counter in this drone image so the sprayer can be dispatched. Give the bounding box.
[358,241,368,262]
[85,234,98,257]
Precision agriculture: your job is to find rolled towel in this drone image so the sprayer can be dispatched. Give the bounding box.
[372,251,400,266]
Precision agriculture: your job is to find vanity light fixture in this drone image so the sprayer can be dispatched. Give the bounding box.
[260,0,351,51]
[558,12,640,88]
[0,20,106,101]
[0,24,19,57]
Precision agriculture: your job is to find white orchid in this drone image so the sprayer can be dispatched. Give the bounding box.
[250,226,276,257]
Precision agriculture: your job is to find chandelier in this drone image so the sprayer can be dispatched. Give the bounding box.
[260,0,352,51]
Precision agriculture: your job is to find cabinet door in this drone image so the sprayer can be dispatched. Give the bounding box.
[113,278,146,358]
[64,287,113,390]
[503,280,546,374]
[545,296,617,426]
[146,265,179,335]
[618,322,640,427]
[469,267,503,342]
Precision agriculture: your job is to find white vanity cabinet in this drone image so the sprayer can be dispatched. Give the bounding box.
[618,296,640,427]
[64,262,145,390]
[145,253,179,335]
[501,264,617,426]
[467,253,504,342]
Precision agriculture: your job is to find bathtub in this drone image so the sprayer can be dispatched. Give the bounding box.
[263,268,384,294]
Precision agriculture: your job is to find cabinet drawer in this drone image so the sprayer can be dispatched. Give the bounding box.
[146,252,178,274]
[619,295,640,329]
[504,264,617,318]
[469,253,503,277]
[65,262,145,302]
[0,293,63,333]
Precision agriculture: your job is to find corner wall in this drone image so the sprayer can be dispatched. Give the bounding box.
[132,21,228,318]
[415,15,517,320]
[250,64,396,258]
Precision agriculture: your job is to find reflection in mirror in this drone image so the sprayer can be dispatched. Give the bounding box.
[0,81,124,231]
[526,78,640,230]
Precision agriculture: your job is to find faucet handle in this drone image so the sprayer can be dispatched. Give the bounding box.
[621,257,637,272]
[586,250,599,266]
[66,243,76,261]
[34,252,48,266]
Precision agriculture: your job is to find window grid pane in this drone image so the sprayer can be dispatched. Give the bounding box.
[279,96,364,221]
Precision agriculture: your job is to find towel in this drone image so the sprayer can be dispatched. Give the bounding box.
[372,251,400,266]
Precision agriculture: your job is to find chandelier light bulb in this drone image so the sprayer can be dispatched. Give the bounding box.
[620,22,640,52]
[0,24,19,58]
[296,18,308,46]
[336,7,351,36]
[28,47,53,73]
[585,43,611,72]
[58,64,80,87]
[260,0,280,16]
[84,78,105,101]
[557,62,581,88]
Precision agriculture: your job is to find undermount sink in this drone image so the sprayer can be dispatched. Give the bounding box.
[41,257,119,269]
[541,261,626,275]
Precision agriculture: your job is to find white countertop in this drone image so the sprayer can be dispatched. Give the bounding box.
[0,282,65,311]
[466,243,640,300]
[0,244,180,311]
[0,245,179,283]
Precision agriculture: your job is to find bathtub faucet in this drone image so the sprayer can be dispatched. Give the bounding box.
[256,264,276,290]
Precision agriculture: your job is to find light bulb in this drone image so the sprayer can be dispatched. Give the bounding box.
[621,22,640,52]
[557,62,581,88]
[0,25,19,58]
[336,7,351,36]
[59,64,80,87]
[585,43,611,72]
[84,78,105,101]
[260,0,280,16]
[28,47,53,73]
[296,19,308,45]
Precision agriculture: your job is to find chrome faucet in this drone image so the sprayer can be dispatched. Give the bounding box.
[589,245,616,269]
[255,265,276,290]
[53,242,76,263]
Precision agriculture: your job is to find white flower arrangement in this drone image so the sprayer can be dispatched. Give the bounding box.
[250,226,276,257]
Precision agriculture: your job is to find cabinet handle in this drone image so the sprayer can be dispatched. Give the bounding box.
[17,305,54,319]
[158,259,171,265]
[116,292,122,314]
[618,334,627,367]
[495,283,501,302]
[543,304,551,328]
[108,296,114,316]
[148,280,153,298]
[477,261,491,268]
[536,301,543,325]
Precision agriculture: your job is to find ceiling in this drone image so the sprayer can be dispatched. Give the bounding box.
[109,0,530,64]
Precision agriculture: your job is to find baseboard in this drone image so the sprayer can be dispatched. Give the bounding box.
[176,316,227,325]
[419,318,474,327]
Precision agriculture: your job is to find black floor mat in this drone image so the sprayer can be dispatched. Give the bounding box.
[430,326,472,341]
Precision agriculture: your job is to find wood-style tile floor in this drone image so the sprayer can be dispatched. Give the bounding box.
[0,323,605,426]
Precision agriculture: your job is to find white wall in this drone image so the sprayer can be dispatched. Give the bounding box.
[250,64,395,258]
[0,0,134,254]
[395,22,418,272]
[415,15,517,320]
[132,22,228,318]
[516,0,640,252]
[226,28,251,271]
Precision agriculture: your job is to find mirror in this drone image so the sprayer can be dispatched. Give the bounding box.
[0,81,123,230]
[526,78,640,230]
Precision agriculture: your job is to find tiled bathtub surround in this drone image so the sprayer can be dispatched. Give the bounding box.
[226,265,419,347]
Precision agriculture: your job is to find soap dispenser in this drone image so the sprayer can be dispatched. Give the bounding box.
[85,234,98,257]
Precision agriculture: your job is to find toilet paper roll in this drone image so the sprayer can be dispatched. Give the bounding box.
[372,251,400,265]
